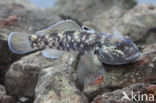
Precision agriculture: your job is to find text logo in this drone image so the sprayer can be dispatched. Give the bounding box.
[121,91,155,102]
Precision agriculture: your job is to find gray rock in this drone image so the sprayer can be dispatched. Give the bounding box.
[83,43,156,101]
[0,85,6,95]
[52,0,137,23]
[5,52,56,97]
[93,6,125,33]
[93,4,156,44]
[0,0,37,10]
[0,95,17,103]
[0,85,17,103]
[34,53,88,103]
[18,97,30,103]
[5,51,89,103]
[91,83,156,103]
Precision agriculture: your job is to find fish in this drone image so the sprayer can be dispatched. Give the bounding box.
[8,19,140,85]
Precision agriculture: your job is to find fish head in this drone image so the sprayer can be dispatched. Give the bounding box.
[98,31,140,65]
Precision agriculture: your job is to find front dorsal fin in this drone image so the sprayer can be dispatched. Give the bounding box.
[77,51,106,85]
[36,20,82,36]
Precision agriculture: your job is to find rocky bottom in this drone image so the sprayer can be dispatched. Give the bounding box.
[0,0,156,103]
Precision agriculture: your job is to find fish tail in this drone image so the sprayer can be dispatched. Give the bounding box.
[8,32,38,54]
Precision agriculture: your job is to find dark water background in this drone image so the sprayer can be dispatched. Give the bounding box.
[28,0,156,8]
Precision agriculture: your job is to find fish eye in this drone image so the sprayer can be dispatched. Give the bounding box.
[116,41,121,47]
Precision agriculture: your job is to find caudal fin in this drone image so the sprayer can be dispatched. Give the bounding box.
[8,32,37,54]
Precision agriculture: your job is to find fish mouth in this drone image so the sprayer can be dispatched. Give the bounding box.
[126,50,140,61]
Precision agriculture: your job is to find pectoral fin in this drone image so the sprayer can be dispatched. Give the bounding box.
[42,49,66,59]
[36,19,82,36]
[77,51,106,85]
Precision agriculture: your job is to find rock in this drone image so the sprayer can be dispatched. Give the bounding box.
[0,95,17,103]
[0,3,61,33]
[18,97,32,103]
[0,85,17,103]
[0,0,37,10]
[122,4,156,44]
[34,53,88,103]
[5,52,56,97]
[52,0,137,23]
[94,4,156,44]
[93,6,125,34]
[83,43,156,101]
[91,83,156,103]
[0,85,6,95]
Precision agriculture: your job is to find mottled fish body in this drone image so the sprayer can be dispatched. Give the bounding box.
[30,31,101,54]
[8,20,140,85]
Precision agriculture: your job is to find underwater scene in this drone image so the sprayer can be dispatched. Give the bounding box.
[0,0,156,103]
